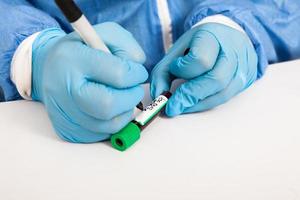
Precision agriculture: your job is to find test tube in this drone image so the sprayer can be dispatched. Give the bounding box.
[111,91,172,151]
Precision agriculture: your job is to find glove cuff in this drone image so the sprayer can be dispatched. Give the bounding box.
[10,32,41,100]
[10,28,65,101]
[192,14,246,34]
[31,28,66,102]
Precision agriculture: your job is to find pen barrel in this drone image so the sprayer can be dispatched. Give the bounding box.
[55,0,82,22]
[55,0,110,53]
[71,15,111,52]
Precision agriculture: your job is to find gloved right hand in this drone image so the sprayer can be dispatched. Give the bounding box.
[31,22,148,143]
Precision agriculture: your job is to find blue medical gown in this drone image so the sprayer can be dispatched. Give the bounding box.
[0,0,300,101]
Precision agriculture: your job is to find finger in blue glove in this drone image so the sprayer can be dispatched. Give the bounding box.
[151,23,258,117]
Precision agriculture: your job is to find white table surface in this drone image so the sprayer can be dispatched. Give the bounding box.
[0,60,300,200]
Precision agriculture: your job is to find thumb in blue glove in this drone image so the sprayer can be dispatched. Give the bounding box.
[151,23,258,117]
[32,22,148,143]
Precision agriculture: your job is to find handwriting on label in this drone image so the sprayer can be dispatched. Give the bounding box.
[143,96,166,111]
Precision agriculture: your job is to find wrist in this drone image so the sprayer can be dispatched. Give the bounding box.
[192,14,246,34]
[31,28,66,101]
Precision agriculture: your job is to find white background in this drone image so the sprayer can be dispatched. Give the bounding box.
[0,60,300,200]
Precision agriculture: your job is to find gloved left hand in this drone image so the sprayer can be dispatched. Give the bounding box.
[151,23,258,116]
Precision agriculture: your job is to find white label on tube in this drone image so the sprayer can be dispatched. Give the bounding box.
[135,95,168,126]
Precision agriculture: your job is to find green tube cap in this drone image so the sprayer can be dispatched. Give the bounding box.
[111,122,141,151]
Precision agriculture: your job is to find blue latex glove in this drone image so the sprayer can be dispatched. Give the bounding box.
[151,23,258,117]
[32,22,148,143]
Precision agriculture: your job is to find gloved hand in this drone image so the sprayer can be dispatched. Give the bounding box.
[151,23,258,117]
[32,22,148,143]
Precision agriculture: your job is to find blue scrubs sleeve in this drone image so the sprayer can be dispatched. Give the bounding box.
[184,0,300,78]
[0,0,60,101]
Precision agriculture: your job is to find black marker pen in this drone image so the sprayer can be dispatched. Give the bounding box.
[55,0,110,52]
[55,0,144,110]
